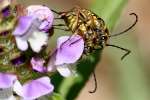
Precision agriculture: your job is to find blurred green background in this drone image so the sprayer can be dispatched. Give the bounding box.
[17,0,150,100]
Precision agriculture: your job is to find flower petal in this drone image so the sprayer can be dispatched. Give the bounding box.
[14,77,54,100]
[7,95,16,100]
[15,37,28,51]
[39,20,50,32]
[26,5,54,32]
[13,80,23,97]
[55,35,84,65]
[0,73,16,88]
[31,57,46,73]
[13,16,34,36]
[57,64,73,77]
[28,31,48,53]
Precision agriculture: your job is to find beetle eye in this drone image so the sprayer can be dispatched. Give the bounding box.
[102,36,108,40]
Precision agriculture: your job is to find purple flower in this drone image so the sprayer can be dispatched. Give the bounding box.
[48,35,84,77]
[13,16,49,53]
[13,5,54,53]
[26,5,54,32]
[30,35,84,77]
[31,57,47,73]
[0,73,54,99]
[13,77,54,100]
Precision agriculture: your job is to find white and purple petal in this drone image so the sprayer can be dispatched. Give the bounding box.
[13,77,54,100]
[13,16,34,36]
[26,5,54,32]
[55,35,84,65]
[0,73,17,89]
[56,64,74,77]
[28,31,48,53]
[15,37,28,51]
[31,57,46,73]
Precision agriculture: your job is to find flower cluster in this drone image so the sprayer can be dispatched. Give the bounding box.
[0,1,85,100]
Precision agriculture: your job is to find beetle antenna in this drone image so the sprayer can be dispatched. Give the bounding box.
[89,71,97,93]
[51,9,61,15]
[106,44,131,60]
[110,13,138,37]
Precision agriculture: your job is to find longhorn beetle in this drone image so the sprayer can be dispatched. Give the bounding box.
[51,6,138,93]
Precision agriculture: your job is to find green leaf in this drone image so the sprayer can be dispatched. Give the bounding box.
[38,93,65,100]
[91,0,127,30]
[50,93,65,100]
[56,0,128,100]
